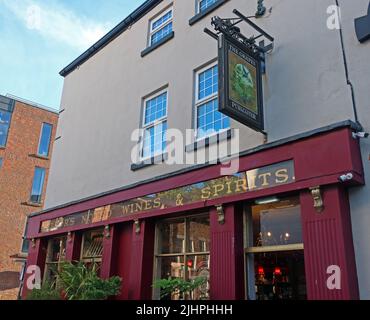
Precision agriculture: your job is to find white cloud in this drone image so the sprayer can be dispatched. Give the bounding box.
[1,0,112,50]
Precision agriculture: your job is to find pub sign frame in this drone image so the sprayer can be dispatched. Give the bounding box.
[218,33,264,132]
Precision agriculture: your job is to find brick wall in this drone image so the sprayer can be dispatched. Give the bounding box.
[0,100,58,300]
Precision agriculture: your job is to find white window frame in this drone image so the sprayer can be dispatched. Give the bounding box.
[149,7,173,47]
[197,0,217,14]
[140,89,168,161]
[194,62,229,141]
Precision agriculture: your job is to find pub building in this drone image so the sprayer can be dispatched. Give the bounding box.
[21,0,369,301]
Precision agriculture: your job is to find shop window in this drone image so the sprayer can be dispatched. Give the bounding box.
[141,90,168,160]
[244,196,307,300]
[195,64,230,139]
[149,7,173,46]
[80,229,104,271]
[154,215,210,300]
[44,237,67,285]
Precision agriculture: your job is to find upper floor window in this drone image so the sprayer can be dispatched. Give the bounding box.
[198,0,217,13]
[195,64,230,139]
[38,123,53,157]
[0,157,3,170]
[30,167,46,204]
[0,109,11,147]
[142,91,168,159]
[150,8,173,46]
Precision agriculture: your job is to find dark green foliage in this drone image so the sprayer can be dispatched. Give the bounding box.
[26,261,121,300]
[57,261,121,300]
[153,277,207,300]
[26,281,61,300]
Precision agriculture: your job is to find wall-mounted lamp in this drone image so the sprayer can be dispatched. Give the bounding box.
[309,186,324,213]
[216,205,225,225]
[134,220,141,234]
[31,238,36,248]
[67,232,73,243]
[104,225,110,239]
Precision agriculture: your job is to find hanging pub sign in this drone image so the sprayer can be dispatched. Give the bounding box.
[218,33,264,132]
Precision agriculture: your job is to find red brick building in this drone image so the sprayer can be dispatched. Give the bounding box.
[0,95,58,300]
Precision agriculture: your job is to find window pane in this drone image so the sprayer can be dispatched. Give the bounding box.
[250,250,306,300]
[82,229,104,261]
[198,65,218,100]
[187,216,210,253]
[152,10,172,31]
[186,254,210,300]
[155,256,185,300]
[44,237,67,284]
[249,197,302,248]
[142,121,167,159]
[157,220,185,254]
[30,167,46,204]
[0,110,11,147]
[197,99,230,138]
[151,22,173,45]
[46,237,67,263]
[199,0,217,12]
[38,123,52,157]
[144,92,167,125]
[0,157,3,170]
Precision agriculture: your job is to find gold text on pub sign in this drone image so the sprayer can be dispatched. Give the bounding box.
[41,161,295,233]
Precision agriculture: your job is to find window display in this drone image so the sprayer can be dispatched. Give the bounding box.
[245,196,307,300]
[154,215,210,300]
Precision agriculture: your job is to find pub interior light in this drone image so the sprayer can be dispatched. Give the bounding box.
[255,196,280,205]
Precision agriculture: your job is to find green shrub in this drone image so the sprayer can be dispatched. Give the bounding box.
[26,281,61,300]
[57,261,122,300]
[153,277,208,300]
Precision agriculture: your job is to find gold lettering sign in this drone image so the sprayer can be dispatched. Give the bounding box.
[40,161,295,233]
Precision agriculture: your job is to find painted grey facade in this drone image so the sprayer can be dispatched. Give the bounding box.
[45,0,370,298]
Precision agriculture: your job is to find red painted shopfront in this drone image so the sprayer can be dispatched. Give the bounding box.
[22,122,364,300]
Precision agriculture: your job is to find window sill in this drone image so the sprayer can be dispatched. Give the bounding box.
[141,31,175,57]
[185,129,234,153]
[21,201,43,208]
[189,0,230,26]
[131,153,168,171]
[29,154,50,160]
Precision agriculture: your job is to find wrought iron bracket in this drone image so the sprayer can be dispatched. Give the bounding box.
[310,186,324,213]
[204,9,274,74]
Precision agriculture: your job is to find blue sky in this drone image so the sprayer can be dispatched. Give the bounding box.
[0,0,146,111]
